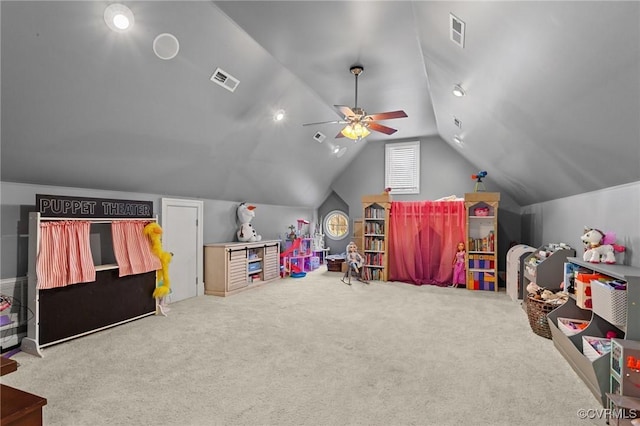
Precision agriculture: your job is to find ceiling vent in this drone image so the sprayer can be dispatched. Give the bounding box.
[210,67,239,92]
[313,132,326,143]
[449,13,465,48]
[453,117,462,129]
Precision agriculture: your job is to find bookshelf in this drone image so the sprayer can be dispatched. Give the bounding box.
[464,192,500,291]
[362,192,391,281]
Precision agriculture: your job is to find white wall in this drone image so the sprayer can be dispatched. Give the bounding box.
[521,181,639,267]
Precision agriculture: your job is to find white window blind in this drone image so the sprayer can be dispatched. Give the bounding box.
[385,141,420,194]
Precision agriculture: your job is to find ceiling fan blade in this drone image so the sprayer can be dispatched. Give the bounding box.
[366,110,408,121]
[334,105,356,118]
[335,130,346,138]
[302,120,347,126]
[368,122,398,135]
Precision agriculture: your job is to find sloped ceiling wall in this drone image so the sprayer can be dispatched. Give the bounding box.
[2,1,639,208]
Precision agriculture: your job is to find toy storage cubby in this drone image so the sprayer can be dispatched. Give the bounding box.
[547,257,640,407]
[362,192,391,282]
[464,192,500,291]
[506,244,536,301]
[204,240,280,296]
[522,244,576,309]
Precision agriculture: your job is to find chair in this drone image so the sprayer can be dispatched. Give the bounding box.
[341,241,369,285]
[341,259,369,285]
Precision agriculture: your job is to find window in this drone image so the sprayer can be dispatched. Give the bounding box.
[324,210,349,240]
[385,141,420,194]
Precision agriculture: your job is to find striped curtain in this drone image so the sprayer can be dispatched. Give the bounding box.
[36,221,96,289]
[112,221,161,277]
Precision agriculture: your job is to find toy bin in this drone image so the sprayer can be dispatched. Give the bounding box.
[590,279,627,327]
[557,317,589,336]
[575,272,604,310]
[582,335,612,361]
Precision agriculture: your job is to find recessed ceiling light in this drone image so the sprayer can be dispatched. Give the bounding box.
[104,3,134,33]
[453,135,464,146]
[336,147,347,158]
[452,84,466,97]
[274,110,285,121]
[333,146,340,154]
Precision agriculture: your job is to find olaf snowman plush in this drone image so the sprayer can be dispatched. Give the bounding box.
[236,203,262,242]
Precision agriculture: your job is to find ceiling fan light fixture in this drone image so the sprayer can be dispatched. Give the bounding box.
[452,84,466,97]
[341,123,370,141]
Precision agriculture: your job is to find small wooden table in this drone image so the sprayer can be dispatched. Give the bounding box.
[1,356,47,426]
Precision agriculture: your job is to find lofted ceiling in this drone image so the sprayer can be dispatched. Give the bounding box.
[2,1,639,208]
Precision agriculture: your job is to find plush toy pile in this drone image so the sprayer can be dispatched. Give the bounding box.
[526,282,568,305]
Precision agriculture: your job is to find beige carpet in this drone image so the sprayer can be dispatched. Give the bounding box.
[2,268,605,426]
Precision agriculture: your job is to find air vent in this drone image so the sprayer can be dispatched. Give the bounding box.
[449,13,465,48]
[453,117,462,129]
[313,132,326,143]
[210,67,239,92]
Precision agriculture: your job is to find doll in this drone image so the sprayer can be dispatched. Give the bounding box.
[451,241,466,288]
[346,241,364,274]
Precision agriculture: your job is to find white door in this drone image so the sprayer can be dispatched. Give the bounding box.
[161,198,204,302]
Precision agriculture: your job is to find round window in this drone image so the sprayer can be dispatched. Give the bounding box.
[324,210,349,240]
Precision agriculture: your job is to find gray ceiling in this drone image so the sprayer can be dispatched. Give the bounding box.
[2,1,639,208]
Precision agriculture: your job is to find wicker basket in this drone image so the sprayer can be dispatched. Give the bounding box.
[526,295,563,339]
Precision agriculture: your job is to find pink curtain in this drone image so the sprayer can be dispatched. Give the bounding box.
[388,201,466,286]
[112,221,161,277]
[36,221,96,289]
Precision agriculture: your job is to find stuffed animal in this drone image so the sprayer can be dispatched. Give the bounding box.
[237,203,262,242]
[581,227,626,264]
[143,222,173,301]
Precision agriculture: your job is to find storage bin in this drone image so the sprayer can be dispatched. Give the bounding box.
[582,335,612,361]
[557,317,589,336]
[575,272,603,310]
[327,259,344,272]
[590,279,627,326]
[527,295,563,339]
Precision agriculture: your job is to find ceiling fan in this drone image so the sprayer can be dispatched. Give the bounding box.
[303,65,408,141]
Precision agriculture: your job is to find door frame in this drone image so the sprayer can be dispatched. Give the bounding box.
[161,198,204,297]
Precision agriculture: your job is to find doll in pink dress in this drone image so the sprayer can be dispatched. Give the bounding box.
[451,241,466,288]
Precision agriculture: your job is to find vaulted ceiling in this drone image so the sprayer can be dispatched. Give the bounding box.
[2,1,639,207]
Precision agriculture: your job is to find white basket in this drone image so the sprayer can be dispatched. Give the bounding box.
[590,279,627,326]
[557,317,589,336]
[582,336,611,361]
